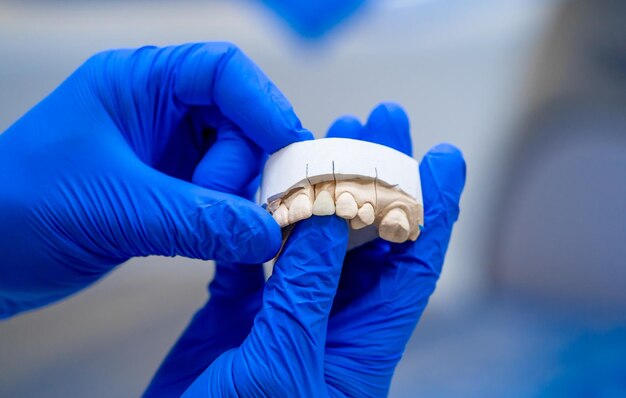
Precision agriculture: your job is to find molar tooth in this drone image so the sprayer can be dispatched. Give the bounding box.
[379,208,410,243]
[357,203,375,225]
[409,225,421,241]
[273,204,289,228]
[335,192,358,219]
[288,194,313,224]
[312,190,335,216]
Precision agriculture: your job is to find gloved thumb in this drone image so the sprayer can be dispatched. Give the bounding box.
[103,165,281,264]
[231,216,349,396]
[192,121,265,200]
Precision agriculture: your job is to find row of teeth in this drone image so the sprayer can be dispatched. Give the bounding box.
[269,184,419,243]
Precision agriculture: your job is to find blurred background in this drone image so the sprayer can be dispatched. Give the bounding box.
[1,0,625,396]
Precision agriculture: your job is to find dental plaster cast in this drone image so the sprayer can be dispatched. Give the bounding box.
[260,138,423,245]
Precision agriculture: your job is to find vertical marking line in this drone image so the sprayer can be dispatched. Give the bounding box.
[305,163,312,185]
[374,167,379,209]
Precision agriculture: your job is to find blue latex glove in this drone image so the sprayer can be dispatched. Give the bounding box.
[0,42,312,318]
[261,0,367,38]
[144,103,466,397]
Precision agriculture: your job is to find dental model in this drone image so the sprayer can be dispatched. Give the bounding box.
[261,138,423,245]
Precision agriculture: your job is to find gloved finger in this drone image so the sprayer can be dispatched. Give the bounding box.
[241,174,262,204]
[336,103,411,261]
[333,144,465,306]
[144,262,264,398]
[362,102,412,156]
[346,144,465,275]
[328,103,412,300]
[173,42,313,153]
[234,216,349,394]
[348,144,465,291]
[192,120,265,199]
[324,144,465,383]
[104,163,281,264]
[387,143,466,284]
[418,143,465,233]
[326,115,363,139]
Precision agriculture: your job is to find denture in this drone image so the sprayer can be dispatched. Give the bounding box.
[261,138,423,245]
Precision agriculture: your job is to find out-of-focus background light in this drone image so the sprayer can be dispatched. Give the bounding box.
[1,0,625,396]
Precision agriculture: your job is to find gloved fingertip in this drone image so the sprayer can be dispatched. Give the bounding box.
[191,126,265,198]
[420,143,467,224]
[241,174,262,201]
[428,142,464,157]
[370,102,409,123]
[264,125,314,154]
[326,115,363,139]
[363,102,412,156]
[296,126,316,142]
[232,207,283,264]
[422,143,466,189]
[207,43,313,153]
[295,215,349,241]
[196,192,282,264]
[277,125,314,151]
[281,215,349,264]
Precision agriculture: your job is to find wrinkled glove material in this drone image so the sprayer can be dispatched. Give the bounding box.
[145,103,466,397]
[0,42,312,318]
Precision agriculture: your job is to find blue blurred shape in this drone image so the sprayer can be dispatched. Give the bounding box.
[538,327,626,398]
[260,0,368,38]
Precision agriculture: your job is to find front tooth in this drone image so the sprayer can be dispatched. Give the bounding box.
[312,190,335,216]
[335,192,358,219]
[273,204,289,228]
[379,208,410,243]
[267,200,281,214]
[350,217,368,230]
[357,203,375,225]
[288,194,313,224]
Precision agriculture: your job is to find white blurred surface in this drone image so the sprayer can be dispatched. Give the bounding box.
[0,0,557,396]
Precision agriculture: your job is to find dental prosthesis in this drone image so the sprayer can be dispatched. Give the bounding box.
[260,138,423,245]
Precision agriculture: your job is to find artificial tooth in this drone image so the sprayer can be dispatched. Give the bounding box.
[350,217,368,230]
[379,208,410,243]
[267,200,281,214]
[312,190,335,216]
[409,225,421,241]
[273,204,289,228]
[288,194,313,224]
[335,192,358,219]
[356,203,375,225]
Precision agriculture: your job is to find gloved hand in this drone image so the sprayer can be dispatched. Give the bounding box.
[144,103,466,397]
[0,42,312,318]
